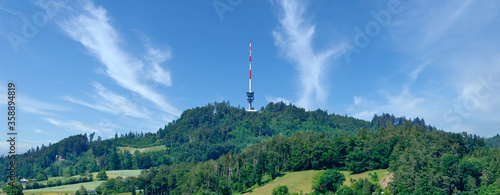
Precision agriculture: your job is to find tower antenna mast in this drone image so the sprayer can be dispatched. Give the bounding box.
[246,40,256,112]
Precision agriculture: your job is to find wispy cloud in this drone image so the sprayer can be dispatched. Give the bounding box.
[409,62,429,83]
[44,118,100,134]
[350,87,427,121]
[18,96,66,115]
[64,82,150,118]
[344,1,500,137]
[272,0,343,110]
[58,1,181,116]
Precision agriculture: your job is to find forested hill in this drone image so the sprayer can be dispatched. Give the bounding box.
[0,102,375,180]
[0,101,457,183]
[112,101,379,162]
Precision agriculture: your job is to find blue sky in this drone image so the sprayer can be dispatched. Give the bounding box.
[1,0,500,154]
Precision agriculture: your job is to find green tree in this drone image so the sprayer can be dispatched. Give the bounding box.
[312,169,346,194]
[336,185,354,195]
[95,186,103,194]
[97,170,108,181]
[77,185,88,195]
[35,171,48,181]
[272,185,290,195]
[5,182,23,195]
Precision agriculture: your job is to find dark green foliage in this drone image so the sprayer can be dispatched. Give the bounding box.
[351,178,381,195]
[130,117,498,194]
[24,175,92,190]
[98,176,137,194]
[311,169,345,194]
[78,185,88,195]
[2,101,500,195]
[0,102,375,182]
[95,186,104,194]
[97,170,108,181]
[272,185,290,195]
[336,185,354,195]
[486,134,500,148]
[5,182,23,195]
[35,171,48,181]
[347,149,368,174]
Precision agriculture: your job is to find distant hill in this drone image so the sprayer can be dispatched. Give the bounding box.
[487,134,500,148]
[0,101,377,182]
[1,101,498,194]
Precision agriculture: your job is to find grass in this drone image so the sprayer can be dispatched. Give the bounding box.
[23,181,105,194]
[88,170,142,179]
[246,170,324,195]
[118,145,167,154]
[342,169,389,186]
[114,193,133,195]
[22,170,142,195]
[246,169,389,195]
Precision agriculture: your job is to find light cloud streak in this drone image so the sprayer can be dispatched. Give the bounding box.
[18,96,66,115]
[64,82,150,118]
[44,118,100,134]
[350,87,428,121]
[58,1,181,116]
[272,0,343,110]
[348,1,500,136]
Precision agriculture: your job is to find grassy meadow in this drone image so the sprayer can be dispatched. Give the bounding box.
[246,169,389,194]
[16,170,141,195]
[117,145,167,154]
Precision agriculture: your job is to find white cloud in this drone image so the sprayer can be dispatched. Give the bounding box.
[353,96,365,106]
[45,118,100,134]
[34,129,45,134]
[18,96,66,115]
[350,86,428,122]
[346,1,500,137]
[409,62,429,83]
[353,110,376,121]
[58,1,181,116]
[272,0,343,110]
[145,48,173,87]
[64,82,150,118]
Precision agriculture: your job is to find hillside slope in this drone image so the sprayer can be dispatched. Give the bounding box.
[0,101,376,181]
[246,169,389,195]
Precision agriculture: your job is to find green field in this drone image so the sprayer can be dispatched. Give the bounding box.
[118,145,167,154]
[246,170,324,194]
[342,169,389,186]
[20,170,142,195]
[89,170,142,178]
[23,181,105,194]
[246,169,389,194]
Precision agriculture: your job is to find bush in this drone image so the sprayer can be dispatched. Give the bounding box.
[97,170,108,181]
[312,169,345,194]
[336,185,353,195]
[77,185,88,195]
[272,185,290,195]
[35,172,48,181]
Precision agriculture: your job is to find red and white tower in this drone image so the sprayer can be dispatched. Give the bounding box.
[246,40,255,111]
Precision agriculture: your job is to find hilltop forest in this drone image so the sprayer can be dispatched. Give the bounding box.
[1,101,500,194]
